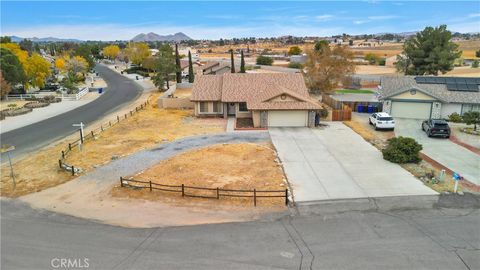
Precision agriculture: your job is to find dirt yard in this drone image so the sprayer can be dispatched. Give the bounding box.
[111,143,288,207]
[173,88,192,98]
[343,114,469,193]
[0,100,29,110]
[0,92,226,198]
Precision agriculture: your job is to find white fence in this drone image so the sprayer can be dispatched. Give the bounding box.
[6,87,88,101]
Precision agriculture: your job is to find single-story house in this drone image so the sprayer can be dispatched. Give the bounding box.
[190,73,322,127]
[179,60,202,78]
[379,76,480,119]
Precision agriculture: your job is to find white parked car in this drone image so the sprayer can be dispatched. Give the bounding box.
[369,112,395,130]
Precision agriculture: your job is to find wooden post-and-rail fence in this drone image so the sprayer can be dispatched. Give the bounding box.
[120,177,289,207]
[58,100,150,174]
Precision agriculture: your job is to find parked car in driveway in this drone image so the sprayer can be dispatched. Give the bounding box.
[369,112,395,130]
[422,119,451,138]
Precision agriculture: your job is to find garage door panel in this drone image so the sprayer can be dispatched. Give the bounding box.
[268,111,307,127]
[391,102,431,119]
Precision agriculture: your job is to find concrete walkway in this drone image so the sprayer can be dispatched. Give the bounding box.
[20,132,271,228]
[395,119,480,185]
[226,117,235,132]
[270,124,437,202]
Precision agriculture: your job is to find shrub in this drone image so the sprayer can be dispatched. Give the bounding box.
[448,112,463,123]
[382,137,423,164]
[472,60,479,68]
[288,62,303,69]
[256,55,273,65]
[378,58,386,66]
[318,108,329,118]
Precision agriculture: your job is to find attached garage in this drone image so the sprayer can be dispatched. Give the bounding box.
[391,101,432,119]
[268,110,307,127]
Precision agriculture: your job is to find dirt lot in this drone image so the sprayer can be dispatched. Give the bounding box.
[0,92,226,198]
[173,88,192,98]
[111,143,288,207]
[343,113,470,193]
[0,100,29,110]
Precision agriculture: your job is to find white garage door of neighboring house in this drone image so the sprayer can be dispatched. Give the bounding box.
[391,101,432,119]
[268,111,307,127]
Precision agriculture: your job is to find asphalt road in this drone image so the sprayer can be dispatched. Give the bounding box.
[0,64,143,160]
[1,195,479,270]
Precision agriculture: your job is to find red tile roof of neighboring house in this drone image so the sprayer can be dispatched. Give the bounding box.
[191,73,322,110]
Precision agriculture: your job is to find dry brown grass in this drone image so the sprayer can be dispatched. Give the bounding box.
[0,92,225,198]
[173,88,192,98]
[111,143,288,207]
[0,100,29,110]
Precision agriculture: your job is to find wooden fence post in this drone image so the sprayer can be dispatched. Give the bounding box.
[71,166,75,176]
[61,151,65,159]
[285,189,289,206]
[130,111,133,116]
[58,160,62,168]
[120,177,123,187]
[181,184,185,197]
[254,189,257,207]
[149,181,152,192]
[101,125,104,132]
[216,187,219,199]
[109,121,112,127]
[91,131,94,137]
[124,114,127,119]
[68,143,72,151]
[117,115,120,122]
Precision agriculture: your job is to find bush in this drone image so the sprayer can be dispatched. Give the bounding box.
[256,55,273,65]
[382,137,423,164]
[288,62,303,69]
[448,112,463,123]
[472,60,479,68]
[318,108,329,118]
[378,58,386,66]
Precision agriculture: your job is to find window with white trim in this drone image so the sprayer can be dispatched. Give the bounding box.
[199,102,208,113]
[212,102,221,113]
[462,104,480,114]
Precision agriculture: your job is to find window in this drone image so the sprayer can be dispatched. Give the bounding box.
[239,102,248,112]
[199,102,208,113]
[462,104,480,115]
[212,102,221,113]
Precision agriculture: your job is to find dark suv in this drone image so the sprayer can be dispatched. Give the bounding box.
[421,119,451,138]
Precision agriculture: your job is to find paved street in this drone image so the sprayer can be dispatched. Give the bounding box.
[2,195,479,270]
[0,64,143,161]
[395,119,480,185]
[270,125,436,202]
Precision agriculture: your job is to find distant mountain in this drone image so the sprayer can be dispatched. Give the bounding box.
[9,36,83,43]
[131,32,192,42]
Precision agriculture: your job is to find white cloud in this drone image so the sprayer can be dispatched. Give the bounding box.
[315,14,334,21]
[353,20,368,25]
[468,13,480,18]
[367,15,399,20]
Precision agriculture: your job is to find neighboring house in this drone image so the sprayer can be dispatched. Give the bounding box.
[190,73,322,127]
[201,62,220,74]
[179,60,202,78]
[379,76,480,119]
[209,65,231,75]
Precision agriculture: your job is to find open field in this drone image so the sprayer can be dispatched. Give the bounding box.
[112,143,287,206]
[0,92,226,197]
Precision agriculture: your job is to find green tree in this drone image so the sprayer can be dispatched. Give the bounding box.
[188,50,194,83]
[288,46,302,55]
[462,111,480,131]
[75,44,95,69]
[364,53,379,65]
[0,48,25,85]
[0,36,12,43]
[476,50,480,58]
[175,44,182,83]
[240,50,246,73]
[0,70,12,99]
[19,39,34,55]
[314,40,329,52]
[256,55,273,65]
[400,25,461,75]
[472,60,479,68]
[152,44,176,90]
[230,49,235,73]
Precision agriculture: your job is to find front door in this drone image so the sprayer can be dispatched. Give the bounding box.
[227,103,236,116]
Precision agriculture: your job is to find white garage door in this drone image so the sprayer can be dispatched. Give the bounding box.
[391,101,432,119]
[268,111,307,127]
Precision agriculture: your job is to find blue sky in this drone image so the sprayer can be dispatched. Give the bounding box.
[1,1,479,40]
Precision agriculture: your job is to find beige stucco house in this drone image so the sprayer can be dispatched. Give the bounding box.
[379,76,480,119]
[190,73,322,127]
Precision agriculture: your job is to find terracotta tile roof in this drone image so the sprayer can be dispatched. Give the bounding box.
[201,61,220,71]
[190,75,223,101]
[191,73,322,110]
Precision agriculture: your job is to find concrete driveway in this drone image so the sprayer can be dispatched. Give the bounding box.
[395,119,480,185]
[269,124,437,202]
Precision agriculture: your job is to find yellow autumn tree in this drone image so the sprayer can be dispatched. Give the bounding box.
[55,57,66,71]
[24,53,51,88]
[0,43,28,67]
[124,42,150,65]
[102,45,120,60]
